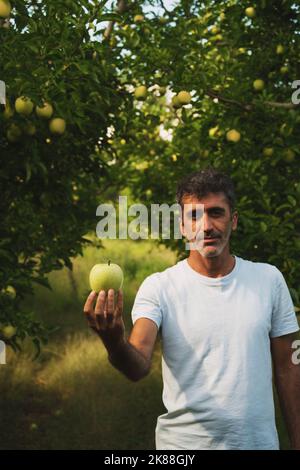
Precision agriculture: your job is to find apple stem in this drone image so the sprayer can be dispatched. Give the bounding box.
[108,260,111,266]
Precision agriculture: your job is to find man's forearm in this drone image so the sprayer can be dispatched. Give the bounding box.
[106,338,150,382]
[274,365,300,449]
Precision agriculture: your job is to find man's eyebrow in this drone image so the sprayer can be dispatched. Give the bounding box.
[185,206,226,217]
[187,206,226,212]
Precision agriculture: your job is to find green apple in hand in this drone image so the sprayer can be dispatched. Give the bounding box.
[89,261,123,293]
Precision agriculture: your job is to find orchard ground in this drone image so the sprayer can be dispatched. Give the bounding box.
[0,238,298,450]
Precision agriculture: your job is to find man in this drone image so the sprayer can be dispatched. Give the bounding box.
[83,168,300,450]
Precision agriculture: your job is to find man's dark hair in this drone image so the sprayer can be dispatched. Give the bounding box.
[176,167,236,215]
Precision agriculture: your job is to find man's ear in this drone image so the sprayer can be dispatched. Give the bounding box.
[231,211,238,231]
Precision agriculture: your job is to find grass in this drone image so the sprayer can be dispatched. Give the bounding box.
[0,237,298,449]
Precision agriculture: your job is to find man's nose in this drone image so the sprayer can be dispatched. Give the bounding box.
[200,212,214,232]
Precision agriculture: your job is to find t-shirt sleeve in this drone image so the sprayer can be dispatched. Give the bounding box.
[131,273,162,330]
[270,267,300,338]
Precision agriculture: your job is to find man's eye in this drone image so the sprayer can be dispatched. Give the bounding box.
[211,211,223,216]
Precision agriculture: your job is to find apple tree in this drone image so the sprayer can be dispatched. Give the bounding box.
[101,0,300,310]
[0,0,140,351]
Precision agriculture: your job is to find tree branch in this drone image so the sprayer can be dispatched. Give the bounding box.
[206,89,299,112]
[262,101,299,109]
[206,89,251,111]
[159,0,171,15]
[104,0,127,40]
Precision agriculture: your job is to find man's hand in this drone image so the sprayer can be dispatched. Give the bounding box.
[83,289,126,352]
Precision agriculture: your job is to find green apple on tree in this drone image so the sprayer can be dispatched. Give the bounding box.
[2,101,14,119]
[171,95,181,109]
[280,66,289,75]
[49,118,66,135]
[159,16,168,25]
[89,261,123,293]
[0,0,11,18]
[134,14,144,23]
[3,285,16,298]
[263,147,274,157]
[245,7,256,18]
[36,102,54,119]
[226,129,241,143]
[23,122,36,136]
[177,91,191,105]
[211,34,223,42]
[276,44,284,54]
[211,25,220,34]
[284,149,295,163]
[253,79,265,91]
[158,86,166,95]
[7,123,22,142]
[209,126,219,138]
[15,96,34,116]
[134,85,148,101]
[1,324,17,339]
[280,123,293,137]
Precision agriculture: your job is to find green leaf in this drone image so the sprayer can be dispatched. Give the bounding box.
[32,277,52,290]
[260,221,268,232]
[64,258,73,270]
[98,13,122,23]
[287,195,296,207]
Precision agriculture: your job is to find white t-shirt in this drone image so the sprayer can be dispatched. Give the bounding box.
[131,255,299,450]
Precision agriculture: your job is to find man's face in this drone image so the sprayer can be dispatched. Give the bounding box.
[180,192,238,257]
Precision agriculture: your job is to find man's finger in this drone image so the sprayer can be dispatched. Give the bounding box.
[83,291,97,315]
[83,291,98,326]
[115,289,123,318]
[95,290,107,329]
[106,289,115,325]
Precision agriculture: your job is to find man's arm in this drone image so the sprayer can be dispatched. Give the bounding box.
[271,332,300,450]
[84,290,158,382]
[108,318,158,382]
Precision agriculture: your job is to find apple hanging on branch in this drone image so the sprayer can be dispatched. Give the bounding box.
[89,261,123,293]
[36,102,54,119]
[0,0,11,18]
